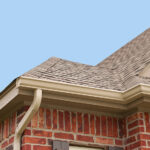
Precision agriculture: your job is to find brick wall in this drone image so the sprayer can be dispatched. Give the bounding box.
[1,106,150,150]
[0,112,16,150]
[21,107,124,150]
[125,112,150,150]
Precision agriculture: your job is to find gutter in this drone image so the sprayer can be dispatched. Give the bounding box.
[18,76,124,103]
[17,76,150,104]
[1,77,150,113]
[14,88,42,150]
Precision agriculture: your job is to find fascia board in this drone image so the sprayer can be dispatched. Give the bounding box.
[123,84,150,103]
[17,76,124,104]
[18,77,150,105]
[1,77,150,111]
[0,86,19,110]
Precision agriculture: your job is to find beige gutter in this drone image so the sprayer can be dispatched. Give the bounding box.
[17,76,124,103]
[1,77,150,113]
[14,89,42,150]
[17,76,150,104]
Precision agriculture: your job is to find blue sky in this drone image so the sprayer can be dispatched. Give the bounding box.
[0,0,150,91]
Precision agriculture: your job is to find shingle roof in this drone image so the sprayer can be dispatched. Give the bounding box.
[22,28,150,91]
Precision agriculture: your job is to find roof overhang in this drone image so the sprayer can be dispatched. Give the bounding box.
[1,76,150,116]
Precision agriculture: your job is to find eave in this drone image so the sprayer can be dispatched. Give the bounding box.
[1,76,150,116]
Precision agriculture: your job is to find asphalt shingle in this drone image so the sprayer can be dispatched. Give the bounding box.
[22,28,150,91]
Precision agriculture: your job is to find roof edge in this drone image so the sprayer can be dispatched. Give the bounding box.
[17,76,150,104]
[18,76,124,103]
[0,79,17,99]
[1,76,150,112]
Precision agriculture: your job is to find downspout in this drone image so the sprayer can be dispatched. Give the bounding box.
[14,89,42,150]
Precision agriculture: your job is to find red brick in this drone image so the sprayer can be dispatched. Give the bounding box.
[9,117,12,136]
[65,111,71,132]
[22,145,31,150]
[46,109,51,129]
[118,118,126,138]
[128,141,146,149]
[33,129,52,137]
[140,141,147,146]
[6,118,9,138]
[1,140,8,148]
[23,137,46,144]
[71,112,76,132]
[128,113,143,123]
[108,117,113,137]
[33,145,52,150]
[139,120,144,125]
[84,114,89,134]
[11,112,16,134]
[140,148,150,150]
[148,141,150,146]
[3,119,9,138]
[39,108,44,128]
[126,145,133,150]
[128,120,144,129]
[27,122,31,128]
[9,136,14,144]
[115,139,123,146]
[59,111,64,131]
[118,119,122,138]
[125,146,129,150]
[77,135,94,143]
[101,116,107,136]
[129,127,144,136]
[125,136,136,144]
[90,114,95,135]
[96,116,100,136]
[77,112,83,133]
[137,134,150,140]
[145,112,150,132]
[123,119,127,137]
[138,112,143,118]
[96,137,113,144]
[54,132,74,140]
[24,106,29,111]
[31,112,38,128]
[113,117,118,137]
[23,129,31,136]
[53,109,57,129]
